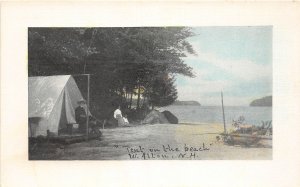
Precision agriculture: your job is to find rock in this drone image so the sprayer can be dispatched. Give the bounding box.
[162,110,178,124]
[142,110,169,124]
[105,118,118,128]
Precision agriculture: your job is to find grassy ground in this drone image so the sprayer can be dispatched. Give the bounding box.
[29,123,272,160]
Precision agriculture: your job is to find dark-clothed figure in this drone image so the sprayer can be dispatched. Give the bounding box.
[75,99,87,133]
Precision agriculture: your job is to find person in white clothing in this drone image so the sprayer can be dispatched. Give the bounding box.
[114,106,125,126]
[114,106,122,119]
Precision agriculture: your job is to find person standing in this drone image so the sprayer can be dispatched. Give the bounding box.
[75,99,87,133]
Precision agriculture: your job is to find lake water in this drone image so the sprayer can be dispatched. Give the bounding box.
[160,105,272,126]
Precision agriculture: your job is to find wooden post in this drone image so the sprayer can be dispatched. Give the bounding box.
[221,92,227,134]
[102,120,105,130]
[86,74,90,140]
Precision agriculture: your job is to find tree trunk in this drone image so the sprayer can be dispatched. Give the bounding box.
[129,92,133,109]
[137,84,141,109]
[141,95,145,107]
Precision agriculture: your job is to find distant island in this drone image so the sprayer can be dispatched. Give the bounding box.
[250,96,272,107]
[173,100,201,106]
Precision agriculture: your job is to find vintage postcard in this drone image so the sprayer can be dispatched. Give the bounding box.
[1,2,300,187]
[28,26,272,160]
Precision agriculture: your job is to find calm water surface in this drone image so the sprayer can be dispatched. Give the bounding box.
[160,105,272,126]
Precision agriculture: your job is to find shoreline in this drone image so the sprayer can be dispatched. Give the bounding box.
[30,123,272,160]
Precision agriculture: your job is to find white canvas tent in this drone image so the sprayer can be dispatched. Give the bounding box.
[28,75,86,137]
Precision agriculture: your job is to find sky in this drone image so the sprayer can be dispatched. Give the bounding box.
[176,26,272,106]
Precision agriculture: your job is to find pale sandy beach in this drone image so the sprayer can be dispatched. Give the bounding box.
[32,123,272,160]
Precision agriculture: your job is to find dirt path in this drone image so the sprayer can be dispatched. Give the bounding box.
[53,123,272,160]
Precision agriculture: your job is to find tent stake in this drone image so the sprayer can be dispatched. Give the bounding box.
[221,91,227,134]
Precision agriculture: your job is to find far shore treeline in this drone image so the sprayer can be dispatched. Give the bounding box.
[250,96,272,107]
[28,27,196,120]
[173,100,201,106]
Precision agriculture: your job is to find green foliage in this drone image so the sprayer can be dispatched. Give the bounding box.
[147,75,178,108]
[28,27,196,119]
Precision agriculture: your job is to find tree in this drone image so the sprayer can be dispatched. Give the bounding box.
[28,28,95,75]
[147,75,178,109]
[28,27,196,119]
